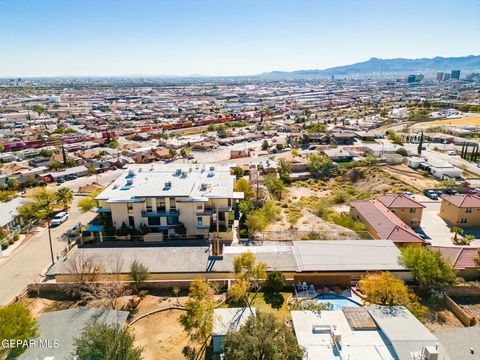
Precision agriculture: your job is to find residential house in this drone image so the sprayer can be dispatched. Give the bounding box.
[428,245,479,280]
[0,197,26,232]
[435,326,480,360]
[48,240,410,285]
[350,199,424,247]
[376,194,425,227]
[321,148,356,163]
[18,308,129,360]
[439,194,480,227]
[230,149,249,159]
[291,306,450,360]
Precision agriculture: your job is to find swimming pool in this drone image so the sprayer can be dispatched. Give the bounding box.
[313,293,361,310]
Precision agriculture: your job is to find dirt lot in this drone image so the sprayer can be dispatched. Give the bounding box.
[383,165,439,190]
[412,115,480,129]
[130,309,190,360]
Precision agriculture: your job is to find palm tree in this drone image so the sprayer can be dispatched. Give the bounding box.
[56,187,74,210]
[450,227,464,243]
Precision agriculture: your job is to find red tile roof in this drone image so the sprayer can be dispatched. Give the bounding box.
[442,194,480,208]
[349,199,424,244]
[377,194,425,209]
[429,246,480,269]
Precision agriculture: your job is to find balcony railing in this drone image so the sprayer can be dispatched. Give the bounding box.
[141,209,179,217]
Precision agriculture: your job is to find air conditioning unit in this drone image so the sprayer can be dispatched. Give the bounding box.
[331,328,341,344]
[126,178,133,185]
[164,181,172,189]
[422,346,438,360]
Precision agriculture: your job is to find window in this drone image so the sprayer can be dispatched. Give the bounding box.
[197,217,203,225]
[157,199,166,212]
[170,197,176,210]
[146,198,152,212]
[127,203,133,211]
[197,204,203,210]
[167,214,179,225]
[409,208,416,213]
[128,216,135,227]
[228,198,232,207]
[148,217,160,226]
[466,208,472,213]
[460,218,467,224]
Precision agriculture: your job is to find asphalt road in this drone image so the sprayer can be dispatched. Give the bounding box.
[0,171,123,305]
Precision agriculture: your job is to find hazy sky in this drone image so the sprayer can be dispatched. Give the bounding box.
[0,0,479,77]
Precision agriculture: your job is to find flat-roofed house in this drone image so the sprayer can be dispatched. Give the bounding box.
[376,194,425,227]
[350,199,424,247]
[439,194,480,227]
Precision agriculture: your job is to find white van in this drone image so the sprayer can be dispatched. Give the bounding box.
[51,212,69,226]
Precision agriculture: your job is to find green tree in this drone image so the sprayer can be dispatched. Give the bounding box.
[261,140,269,151]
[128,260,149,294]
[417,131,424,155]
[72,322,142,360]
[359,272,427,320]
[388,131,403,145]
[223,311,304,360]
[180,148,188,158]
[179,277,215,351]
[400,247,456,286]
[396,148,408,157]
[228,252,267,309]
[0,304,38,359]
[56,187,74,210]
[6,178,18,191]
[307,153,335,179]
[265,270,286,293]
[264,174,287,200]
[232,165,244,178]
[168,148,177,157]
[234,178,255,201]
[245,209,267,237]
[306,122,326,133]
[277,158,292,182]
[78,196,98,213]
[216,124,228,138]
[19,188,58,263]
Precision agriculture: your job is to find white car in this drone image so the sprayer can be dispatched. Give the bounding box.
[51,212,69,226]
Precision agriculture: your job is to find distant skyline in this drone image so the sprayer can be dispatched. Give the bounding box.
[0,0,479,77]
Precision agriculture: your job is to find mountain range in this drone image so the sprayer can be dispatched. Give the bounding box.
[258,55,480,79]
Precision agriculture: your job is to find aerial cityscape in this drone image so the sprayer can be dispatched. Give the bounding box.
[1,1,480,359]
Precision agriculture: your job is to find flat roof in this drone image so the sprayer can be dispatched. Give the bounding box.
[48,240,406,276]
[17,307,129,360]
[291,310,397,360]
[96,164,235,202]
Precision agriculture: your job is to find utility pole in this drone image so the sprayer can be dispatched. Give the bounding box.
[47,217,54,264]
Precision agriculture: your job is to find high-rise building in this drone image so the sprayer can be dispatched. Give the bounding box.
[407,74,424,83]
[436,72,445,81]
[451,70,461,80]
[443,73,451,81]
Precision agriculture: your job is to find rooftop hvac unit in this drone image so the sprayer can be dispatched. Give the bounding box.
[331,328,341,345]
[422,346,439,360]
[209,166,215,171]
[128,169,135,176]
[164,181,172,189]
[200,183,208,191]
[126,178,133,185]
[181,171,188,177]
[175,169,182,175]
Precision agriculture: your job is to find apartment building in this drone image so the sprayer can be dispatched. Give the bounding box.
[376,194,425,227]
[95,164,243,240]
[439,194,480,227]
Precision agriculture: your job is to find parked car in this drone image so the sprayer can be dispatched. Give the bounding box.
[447,151,457,156]
[445,188,459,195]
[51,212,69,226]
[65,174,77,180]
[423,190,439,200]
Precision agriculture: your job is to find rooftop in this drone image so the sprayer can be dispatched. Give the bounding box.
[95,164,237,202]
[377,194,425,209]
[442,194,480,208]
[350,200,424,244]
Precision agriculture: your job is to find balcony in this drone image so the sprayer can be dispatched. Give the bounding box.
[142,209,179,217]
[196,207,232,216]
[196,221,210,229]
